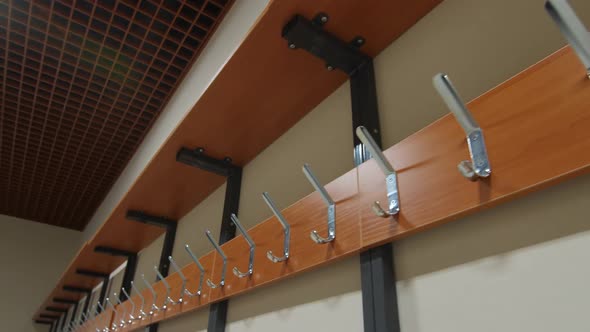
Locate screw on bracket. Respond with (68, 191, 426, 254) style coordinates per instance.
(351, 36, 365, 48)
(313, 12, 329, 26)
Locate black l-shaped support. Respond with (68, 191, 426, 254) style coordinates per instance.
(283, 13, 400, 332)
(61, 285, 89, 330)
(94, 246, 137, 306)
(75, 269, 108, 318)
(125, 210, 177, 332)
(177, 147, 242, 332)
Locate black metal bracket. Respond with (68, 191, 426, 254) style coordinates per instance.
(34, 320, 53, 325)
(62, 285, 92, 294)
(124, 210, 177, 332)
(39, 314, 60, 320)
(126, 210, 176, 228)
(125, 210, 177, 279)
(176, 147, 242, 332)
(53, 298, 77, 305)
(282, 13, 399, 332)
(94, 245, 135, 257)
(75, 269, 106, 317)
(282, 12, 370, 75)
(176, 147, 238, 177)
(46, 307, 68, 313)
(94, 245, 138, 303)
(75, 269, 109, 279)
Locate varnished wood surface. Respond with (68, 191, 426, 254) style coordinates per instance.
(100, 46, 590, 332)
(35, 0, 442, 322)
(78, 309, 113, 332)
(359, 46, 590, 248)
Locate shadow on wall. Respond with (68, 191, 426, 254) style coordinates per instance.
(227, 256, 361, 324)
(395, 172, 590, 281)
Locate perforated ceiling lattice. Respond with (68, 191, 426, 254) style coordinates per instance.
(0, 0, 233, 230)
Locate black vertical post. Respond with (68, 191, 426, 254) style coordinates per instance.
(120, 253, 138, 300)
(94, 246, 138, 308)
(352, 61, 400, 332)
(58, 311, 67, 332)
(176, 147, 242, 332)
(61, 286, 90, 332)
(97, 277, 109, 313)
(282, 13, 400, 332)
(70, 301, 79, 330)
(208, 168, 241, 332)
(156, 223, 176, 277)
(82, 293, 91, 320)
(75, 269, 109, 317)
(124, 210, 177, 332)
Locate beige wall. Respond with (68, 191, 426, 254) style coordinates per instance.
(93, 0, 590, 332)
(0, 214, 80, 332)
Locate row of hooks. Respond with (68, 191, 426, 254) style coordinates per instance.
(70, 1, 588, 331)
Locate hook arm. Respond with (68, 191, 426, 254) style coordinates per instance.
(230, 214, 255, 277)
(262, 192, 290, 262)
(205, 230, 227, 288)
(302, 164, 336, 243)
(184, 244, 205, 296)
(168, 256, 187, 303)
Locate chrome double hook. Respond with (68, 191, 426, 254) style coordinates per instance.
(433, 73, 492, 181)
(130, 281, 147, 319)
(302, 163, 336, 244)
(205, 230, 227, 288)
(356, 126, 400, 218)
(184, 244, 205, 296)
(105, 297, 119, 331)
(113, 293, 128, 327)
(262, 192, 290, 262)
(141, 273, 161, 314)
(167, 256, 187, 304)
(154, 265, 180, 307)
(120, 287, 137, 322)
(231, 214, 255, 277)
(546, 0, 590, 78)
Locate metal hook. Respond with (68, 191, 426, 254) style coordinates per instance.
(184, 244, 205, 296)
(153, 266, 176, 308)
(141, 273, 160, 314)
(96, 301, 105, 316)
(433, 73, 491, 181)
(355, 126, 400, 218)
(546, 0, 590, 78)
(95, 298, 112, 331)
(92, 303, 100, 324)
(262, 192, 290, 262)
(105, 298, 119, 331)
(130, 281, 147, 319)
(120, 287, 136, 322)
(230, 214, 255, 277)
(302, 163, 336, 243)
(205, 230, 227, 288)
(168, 256, 187, 303)
(113, 294, 128, 327)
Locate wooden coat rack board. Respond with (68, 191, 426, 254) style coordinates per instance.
(75, 46, 590, 332)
